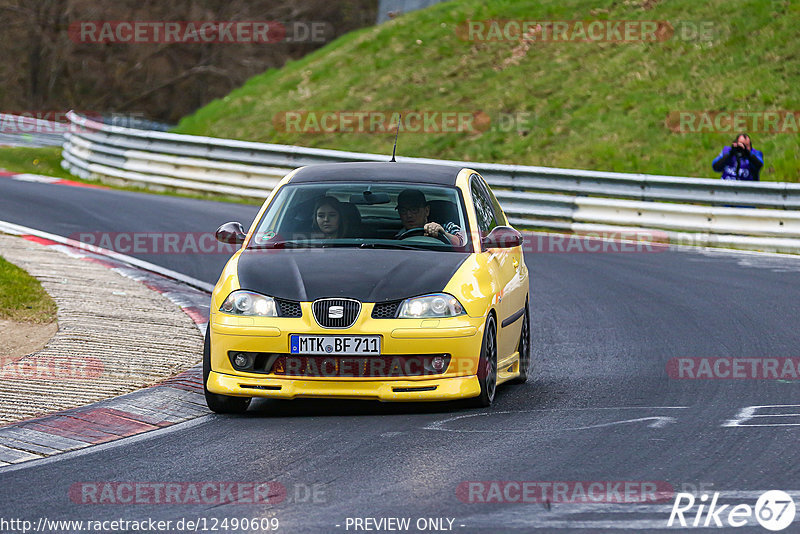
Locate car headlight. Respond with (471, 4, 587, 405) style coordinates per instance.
(398, 293, 465, 318)
(220, 290, 278, 317)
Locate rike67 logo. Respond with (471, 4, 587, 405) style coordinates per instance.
(668, 490, 796, 531)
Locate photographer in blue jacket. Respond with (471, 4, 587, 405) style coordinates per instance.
(712, 133, 764, 181)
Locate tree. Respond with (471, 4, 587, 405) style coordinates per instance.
(0, 0, 377, 122)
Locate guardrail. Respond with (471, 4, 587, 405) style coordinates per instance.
(0, 114, 67, 147)
(61, 111, 800, 254)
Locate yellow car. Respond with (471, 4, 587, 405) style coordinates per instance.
(204, 162, 530, 413)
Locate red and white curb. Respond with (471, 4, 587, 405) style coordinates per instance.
(0, 220, 215, 468)
(0, 169, 109, 189)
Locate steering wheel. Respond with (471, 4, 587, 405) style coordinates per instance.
(396, 227, 451, 245)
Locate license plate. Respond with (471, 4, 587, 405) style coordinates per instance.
(289, 335, 381, 355)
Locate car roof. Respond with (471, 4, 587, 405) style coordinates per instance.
(288, 162, 465, 186)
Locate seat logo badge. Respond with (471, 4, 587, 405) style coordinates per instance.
(329, 306, 344, 319)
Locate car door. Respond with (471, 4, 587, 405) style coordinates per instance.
(484, 175, 527, 322)
(469, 174, 523, 361)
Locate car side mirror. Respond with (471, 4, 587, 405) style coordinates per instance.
(481, 226, 522, 249)
(215, 222, 247, 244)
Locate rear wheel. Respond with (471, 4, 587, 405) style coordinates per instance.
(471, 315, 498, 408)
(203, 328, 251, 414)
(510, 302, 531, 384)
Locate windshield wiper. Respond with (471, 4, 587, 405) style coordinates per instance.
(248, 240, 306, 249)
(250, 241, 438, 251)
(359, 242, 430, 251)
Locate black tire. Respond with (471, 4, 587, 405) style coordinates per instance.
(510, 302, 531, 384)
(203, 328, 251, 414)
(470, 315, 498, 408)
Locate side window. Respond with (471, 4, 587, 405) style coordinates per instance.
(470, 174, 498, 235)
(486, 186, 507, 225)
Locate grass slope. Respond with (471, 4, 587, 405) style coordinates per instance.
(175, 0, 800, 182)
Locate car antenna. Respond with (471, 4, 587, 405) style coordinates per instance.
(390, 113, 401, 162)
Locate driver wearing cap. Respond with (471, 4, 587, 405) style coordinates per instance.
(395, 189, 464, 246)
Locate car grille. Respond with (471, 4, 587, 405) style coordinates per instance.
(270, 354, 451, 377)
(312, 298, 361, 328)
(275, 298, 302, 318)
(371, 300, 402, 319)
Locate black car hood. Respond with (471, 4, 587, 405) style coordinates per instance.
(236, 247, 468, 302)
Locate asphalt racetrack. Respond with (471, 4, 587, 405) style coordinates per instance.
(0, 178, 798, 532)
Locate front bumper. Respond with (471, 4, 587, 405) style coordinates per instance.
(206, 303, 485, 402)
(207, 371, 481, 401)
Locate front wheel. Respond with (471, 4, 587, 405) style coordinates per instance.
(203, 328, 251, 414)
(470, 315, 498, 408)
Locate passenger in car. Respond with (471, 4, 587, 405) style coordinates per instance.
(395, 189, 464, 246)
(311, 196, 349, 239)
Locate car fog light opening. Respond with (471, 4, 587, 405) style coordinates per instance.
(423, 355, 449, 374)
(229, 351, 255, 371)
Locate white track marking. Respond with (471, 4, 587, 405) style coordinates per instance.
(723, 404, 800, 427)
(423, 406, 688, 433)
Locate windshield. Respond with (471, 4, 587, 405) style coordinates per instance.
(250, 182, 473, 252)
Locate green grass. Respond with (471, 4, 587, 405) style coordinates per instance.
(0, 147, 73, 180)
(0, 255, 57, 324)
(175, 0, 800, 182)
